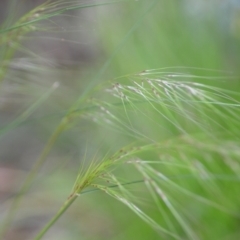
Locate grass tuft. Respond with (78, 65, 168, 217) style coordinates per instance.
(1, 1, 240, 240)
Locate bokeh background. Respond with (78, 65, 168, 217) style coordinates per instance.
(1, 0, 240, 239)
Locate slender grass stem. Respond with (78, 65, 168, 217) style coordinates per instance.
(34, 194, 78, 240)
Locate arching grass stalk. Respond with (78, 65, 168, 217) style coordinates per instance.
(71, 69, 240, 239)
(90, 69, 240, 143)
(95, 135, 240, 240)
(0, 96, 89, 237)
(33, 112, 240, 240)
(35, 179, 145, 240)
(0, 0, 139, 236)
(4, 68, 239, 240)
(2, 0, 240, 239)
(34, 144, 148, 240)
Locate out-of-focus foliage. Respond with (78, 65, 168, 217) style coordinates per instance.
(1, 1, 240, 240)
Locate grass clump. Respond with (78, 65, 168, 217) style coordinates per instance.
(1, 1, 240, 240)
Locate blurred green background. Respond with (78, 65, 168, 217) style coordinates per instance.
(1, 0, 240, 239)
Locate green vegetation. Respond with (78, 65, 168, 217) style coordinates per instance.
(0, 0, 240, 239)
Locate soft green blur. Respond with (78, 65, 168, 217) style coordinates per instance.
(84, 1, 240, 240)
